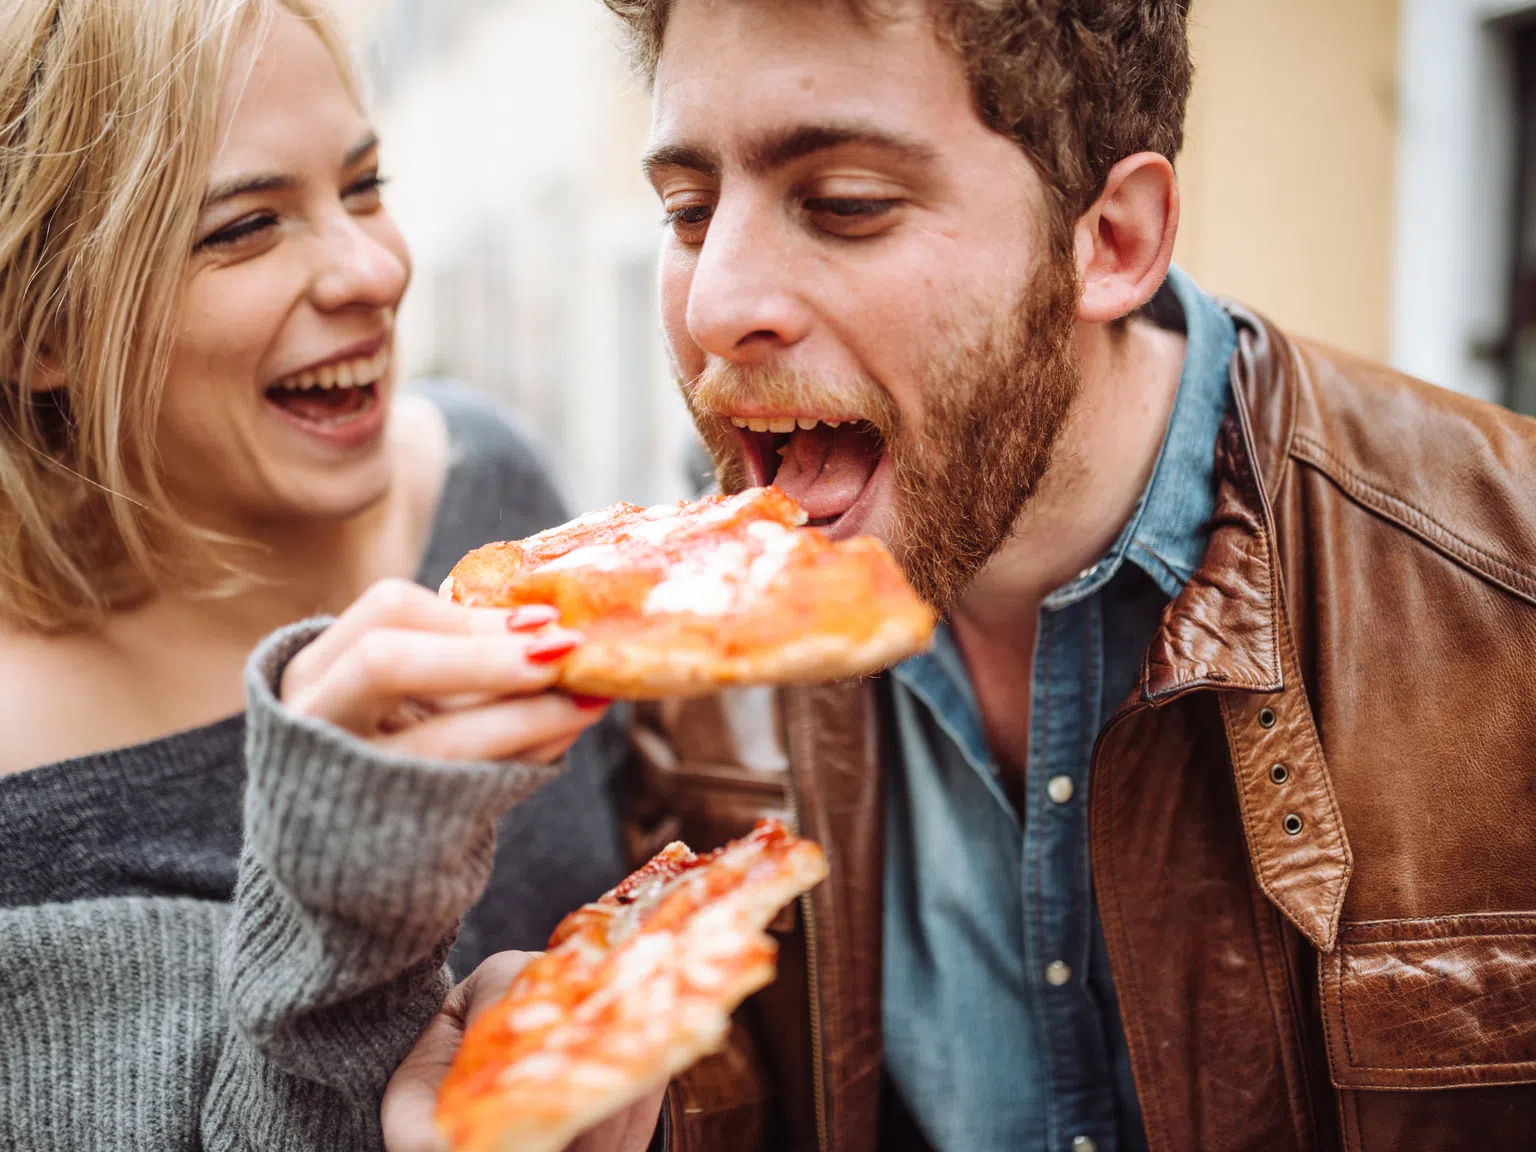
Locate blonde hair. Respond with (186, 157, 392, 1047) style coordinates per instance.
(0, 0, 360, 632)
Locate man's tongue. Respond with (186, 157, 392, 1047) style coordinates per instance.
(771, 422, 882, 521)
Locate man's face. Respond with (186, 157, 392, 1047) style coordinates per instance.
(647, 0, 1082, 612)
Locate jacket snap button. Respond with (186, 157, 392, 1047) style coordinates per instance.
(1283, 813, 1304, 835)
(1258, 707, 1278, 729)
(1269, 763, 1289, 785)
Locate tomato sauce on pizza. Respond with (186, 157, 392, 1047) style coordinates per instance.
(442, 486, 934, 698)
(435, 820, 828, 1152)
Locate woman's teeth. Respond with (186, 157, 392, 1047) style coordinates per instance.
(272, 346, 391, 392)
(730, 416, 844, 432)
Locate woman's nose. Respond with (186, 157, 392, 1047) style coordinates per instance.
(309, 214, 410, 313)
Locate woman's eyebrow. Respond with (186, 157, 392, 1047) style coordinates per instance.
(343, 131, 379, 168)
(202, 132, 379, 208)
(203, 172, 294, 208)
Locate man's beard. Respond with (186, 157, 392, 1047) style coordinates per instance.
(681, 247, 1082, 615)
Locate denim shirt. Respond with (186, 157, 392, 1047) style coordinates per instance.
(882, 267, 1237, 1152)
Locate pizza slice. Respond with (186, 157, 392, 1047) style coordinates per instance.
(435, 819, 828, 1152)
(441, 486, 935, 698)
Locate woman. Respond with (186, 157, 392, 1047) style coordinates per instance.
(0, 1, 656, 1148)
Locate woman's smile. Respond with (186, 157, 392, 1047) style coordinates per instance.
(264, 332, 393, 450)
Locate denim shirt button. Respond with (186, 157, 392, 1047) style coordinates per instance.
(1071, 1138, 1099, 1152)
(1047, 774, 1075, 804)
(1045, 960, 1073, 986)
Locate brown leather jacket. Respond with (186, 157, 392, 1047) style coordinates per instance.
(625, 305, 1536, 1152)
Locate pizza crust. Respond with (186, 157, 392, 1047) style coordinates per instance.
(550, 596, 935, 697)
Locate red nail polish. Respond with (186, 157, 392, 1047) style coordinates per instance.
(526, 636, 578, 664)
(570, 694, 613, 710)
(507, 604, 560, 632)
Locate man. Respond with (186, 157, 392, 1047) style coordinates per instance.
(602, 2, 1536, 1151)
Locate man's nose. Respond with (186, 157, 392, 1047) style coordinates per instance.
(309, 215, 410, 313)
(684, 202, 811, 363)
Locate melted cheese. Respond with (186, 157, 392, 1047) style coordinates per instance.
(640, 527, 801, 617)
(540, 542, 624, 572)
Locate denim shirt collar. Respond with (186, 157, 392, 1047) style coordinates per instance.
(1042, 264, 1237, 608)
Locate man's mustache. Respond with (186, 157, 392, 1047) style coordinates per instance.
(682, 361, 899, 439)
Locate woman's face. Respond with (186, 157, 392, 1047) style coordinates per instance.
(161, 8, 411, 533)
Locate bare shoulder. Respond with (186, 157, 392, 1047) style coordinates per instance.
(0, 625, 133, 775)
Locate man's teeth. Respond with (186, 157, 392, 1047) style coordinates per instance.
(729, 416, 845, 432)
(271, 347, 391, 391)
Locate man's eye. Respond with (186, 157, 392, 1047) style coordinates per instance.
(805, 197, 901, 236)
(806, 197, 895, 217)
(663, 205, 713, 242)
(197, 213, 277, 250)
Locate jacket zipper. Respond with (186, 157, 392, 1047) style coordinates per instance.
(785, 692, 831, 1152)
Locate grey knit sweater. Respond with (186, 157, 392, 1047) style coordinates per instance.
(0, 385, 628, 1150)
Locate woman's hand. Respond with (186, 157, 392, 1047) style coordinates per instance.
(381, 951, 667, 1152)
(280, 578, 608, 764)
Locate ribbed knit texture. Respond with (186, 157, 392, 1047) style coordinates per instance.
(0, 620, 561, 1150)
(0, 384, 629, 1149)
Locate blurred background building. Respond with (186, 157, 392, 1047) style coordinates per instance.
(329, 0, 1536, 508)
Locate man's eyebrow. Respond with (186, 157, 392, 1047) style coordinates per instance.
(643, 142, 720, 181)
(740, 123, 939, 176)
(642, 124, 937, 184)
(202, 132, 380, 208)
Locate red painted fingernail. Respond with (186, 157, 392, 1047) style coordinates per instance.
(570, 694, 612, 710)
(507, 604, 560, 632)
(526, 636, 579, 664)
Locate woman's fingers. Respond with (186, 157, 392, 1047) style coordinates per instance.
(285, 580, 469, 693)
(275, 578, 606, 763)
(286, 627, 582, 734)
(379, 693, 610, 763)
(283, 580, 554, 703)
(522, 732, 585, 765)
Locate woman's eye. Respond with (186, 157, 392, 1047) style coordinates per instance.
(805, 197, 901, 236)
(345, 172, 388, 205)
(663, 204, 713, 243)
(197, 213, 277, 250)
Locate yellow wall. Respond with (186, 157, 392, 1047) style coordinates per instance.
(1174, 0, 1401, 360)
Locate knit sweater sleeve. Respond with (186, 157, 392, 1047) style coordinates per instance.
(200, 619, 562, 1151)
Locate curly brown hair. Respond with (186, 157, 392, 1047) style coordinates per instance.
(601, 0, 1193, 218)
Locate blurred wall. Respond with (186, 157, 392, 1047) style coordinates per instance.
(1391, 0, 1536, 404)
(364, 0, 691, 511)
(1175, 0, 1402, 362)
(356, 0, 1536, 511)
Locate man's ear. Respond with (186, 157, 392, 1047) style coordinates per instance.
(1071, 152, 1180, 324)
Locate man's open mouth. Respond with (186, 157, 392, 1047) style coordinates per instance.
(727, 414, 886, 528)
